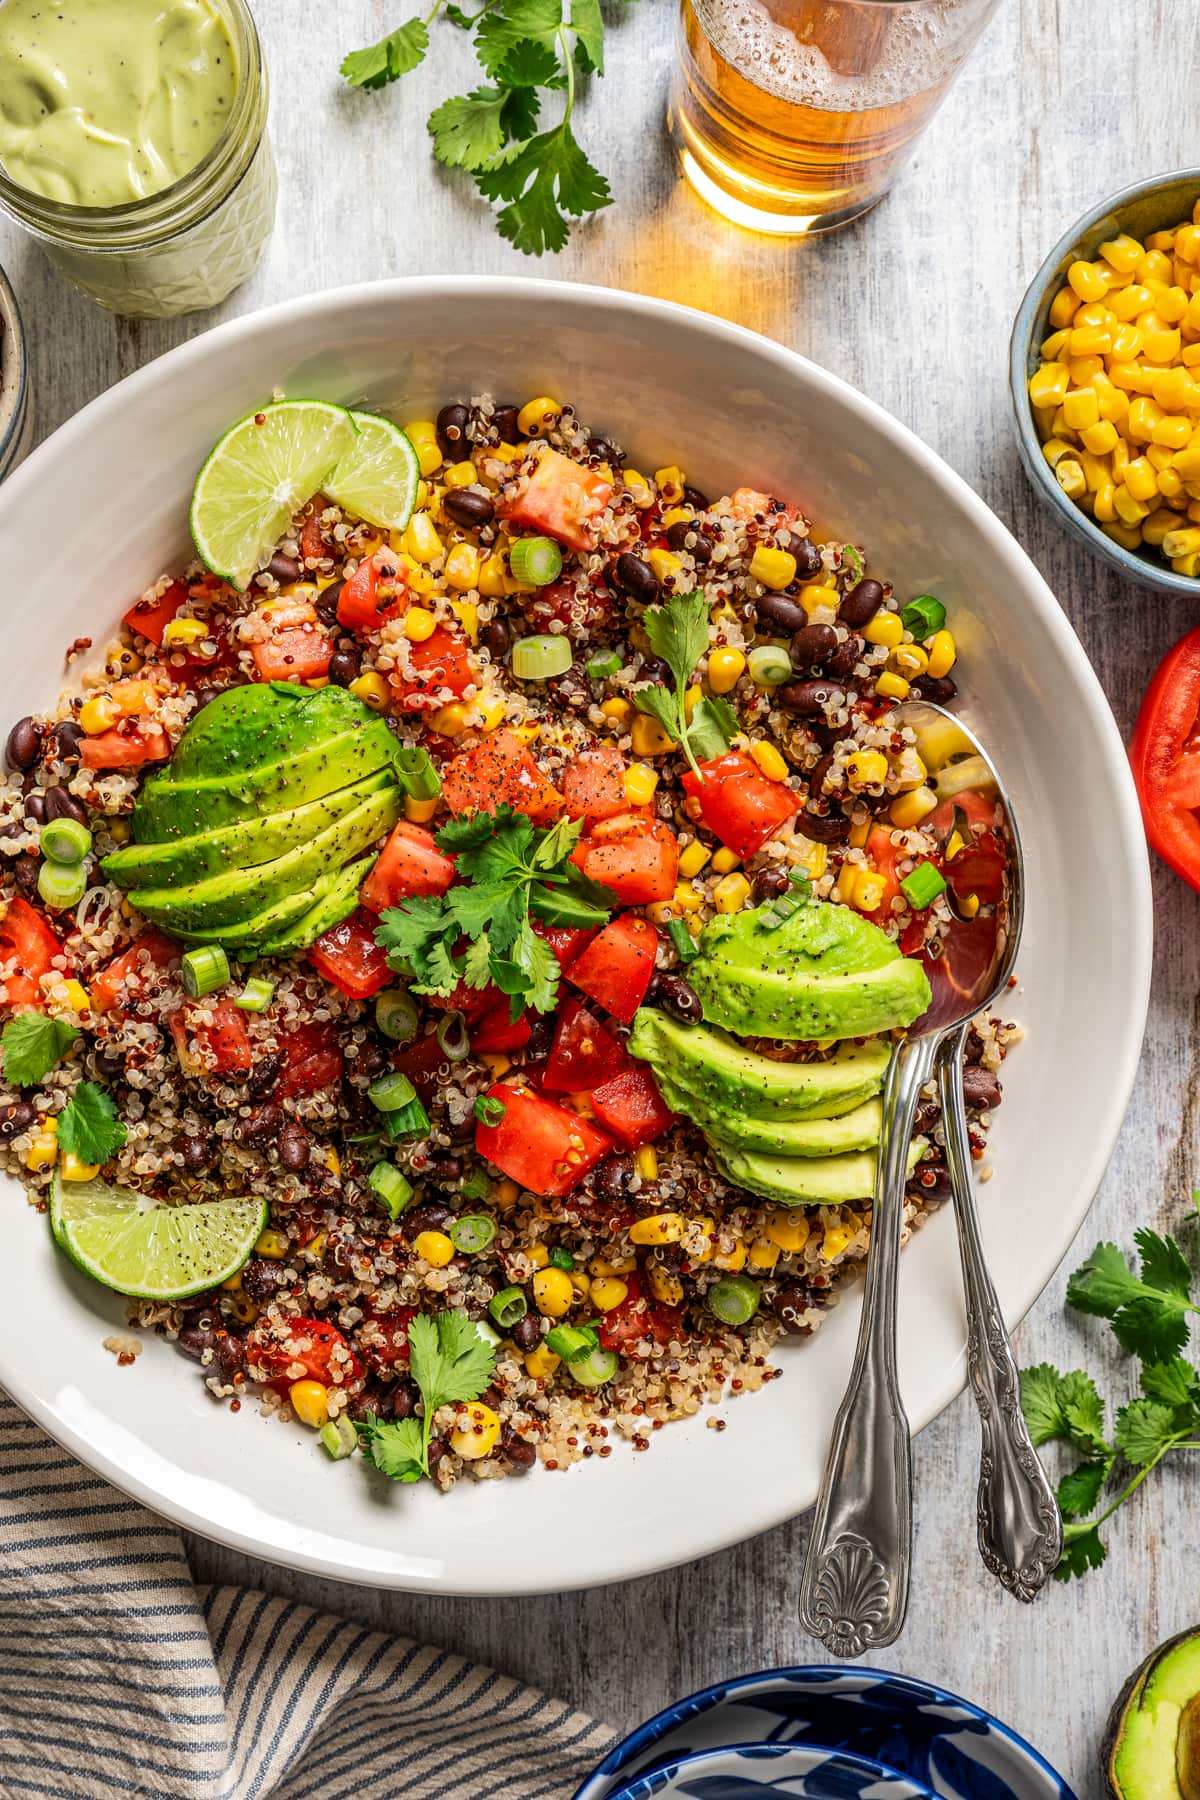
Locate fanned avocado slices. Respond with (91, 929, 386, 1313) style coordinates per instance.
(712, 1139, 925, 1208)
(253, 858, 367, 956)
(627, 1009, 892, 1121)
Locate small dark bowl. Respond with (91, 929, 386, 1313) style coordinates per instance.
(1010, 168, 1200, 596)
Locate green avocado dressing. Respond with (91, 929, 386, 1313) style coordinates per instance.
(0, 0, 237, 208)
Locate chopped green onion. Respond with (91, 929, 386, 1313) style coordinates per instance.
(747, 645, 792, 688)
(319, 1416, 359, 1460)
(235, 976, 275, 1013)
(39, 817, 92, 865)
(37, 860, 86, 911)
(566, 1346, 619, 1388)
(549, 1247, 574, 1271)
(395, 746, 442, 800)
(789, 869, 813, 891)
(900, 861, 948, 909)
(375, 988, 418, 1042)
(761, 883, 812, 931)
(460, 1167, 490, 1200)
(586, 648, 622, 680)
(368, 1070, 417, 1112)
(707, 1273, 761, 1326)
(666, 918, 698, 963)
(841, 543, 864, 582)
(545, 1322, 595, 1360)
(508, 535, 563, 587)
(384, 1095, 432, 1141)
(474, 1093, 506, 1126)
(489, 1285, 528, 1329)
(181, 944, 230, 998)
(368, 1160, 413, 1220)
(900, 595, 947, 642)
(450, 1214, 497, 1254)
(512, 633, 573, 680)
(436, 1011, 470, 1061)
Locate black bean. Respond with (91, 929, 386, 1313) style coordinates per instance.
(614, 552, 659, 604)
(242, 1256, 286, 1302)
(12, 855, 38, 896)
(43, 786, 88, 827)
(212, 1332, 247, 1383)
(190, 685, 222, 714)
(54, 721, 84, 763)
(912, 1160, 951, 1200)
(912, 673, 958, 704)
(790, 623, 838, 670)
(351, 1038, 388, 1081)
(0, 1100, 35, 1136)
(480, 618, 511, 660)
(962, 1066, 1002, 1110)
(436, 403, 471, 457)
(511, 1313, 541, 1352)
(778, 679, 845, 717)
(587, 436, 623, 466)
(278, 1120, 311, 1171)
(825, 639, 862, 682)
(664, 519, 712, 565)
(426, 1435, 448, 1469)
(314, 579, 344, 627)
(682, 484, 709, 510)
(638, 655, 671, 686)
(403, 1201, 453, 1238)
(268, 552, 302, 585)
(235, 1101, 283, 1148)
(176, 1324, 217, 1363)
(794, 809, 851, 844)
(502, 1428, 537, 1471)
(426, 1153, 463, 1185)
(180, 1130, 213, 1170)
(389, 1379, 419, 1421)
(838, 579, 885, 629)
(246, 1051, 282, 1098)
(756, 591, 808, 636)
(592, 1155, 633, 1203)
(492, 405, 520, 444)
(914, 1099, 941, 1133)
(752, 867, 790, 904)
(772, 1283, 816, 1333)
(5, 718, 39, 773)
(808, 753, 835, 797)
(443, 488, 495, 530)
(328, 648, 360, 688)
(23, 793, 46, 826)
(785, 534, 824, 579)
(655, 971, 703, 1023)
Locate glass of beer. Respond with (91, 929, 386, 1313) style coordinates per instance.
(669, 0, 1002, 236)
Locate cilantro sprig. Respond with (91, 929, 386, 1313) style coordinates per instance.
(1021, 1200, 1200, 1580)
(342, 0, 629, 253)
(357, 1310, 497, 1482)
(56, 1081, 127, 1167)
(632, 591, 738, 781)
(374, 805, 614, 1017)
(1, 1013, 80, 1089)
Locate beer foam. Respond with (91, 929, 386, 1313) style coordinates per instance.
(694, 0, 965, 111)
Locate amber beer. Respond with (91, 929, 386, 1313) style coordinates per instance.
(669, 0, 1000, 235)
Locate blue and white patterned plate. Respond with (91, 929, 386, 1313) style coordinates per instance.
(574, 1667, 1077, 1800)
(609, 1742, 935, 1800)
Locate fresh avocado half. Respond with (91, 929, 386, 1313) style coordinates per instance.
(712, 1139, 925, 1207)
(628, 1009, 892, 1121)
(689, 898, 931, 1041)
(1105, 1626, 1200, 1800)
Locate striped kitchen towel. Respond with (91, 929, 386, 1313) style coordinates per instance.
(0, 1391, 615, 1799)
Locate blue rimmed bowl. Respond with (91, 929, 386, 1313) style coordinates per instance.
(1009, 167, 1200, 596)
(609, 1742, 935, 1800)
(574, 1666, 1077, 1800)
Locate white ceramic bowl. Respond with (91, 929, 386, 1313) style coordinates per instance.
(0, 278, 1152, 1595)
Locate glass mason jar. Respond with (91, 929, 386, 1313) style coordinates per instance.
(0, 0, 277, 319)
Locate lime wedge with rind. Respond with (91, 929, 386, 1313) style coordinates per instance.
(190, 399, 357, 591)
(51, 1171, 268, 1301)
(324, 411, 421, 533)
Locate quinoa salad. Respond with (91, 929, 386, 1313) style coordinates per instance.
(0, 392, 1016, 1489)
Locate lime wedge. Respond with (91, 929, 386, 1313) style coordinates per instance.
(190, 399, 357, 591)
(51, 1171, 268, 1301)
(324, 411, 421, 533)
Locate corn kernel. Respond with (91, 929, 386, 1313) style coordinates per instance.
(765, 1211, 810, 1252)
(1164, 527, 1200, 558)
(677, 840, 710, 879)
(850, 869, 886, 912)
(1029, 361, 1071, 407)
(1081, 420, 1120, 455)
(161, 616, 209, 647)
(289, 1380, 329, 1428)
(400, 796, 439, 830)
(748, 1238, 780, 1270)
(1145, 325, 1183, 365)
(848, 818, 871, 850)
(1040, 329, 1070, 360)
(800, 582, 838, 620)
(525, 1344, 560, 1380)
(1115, 485, 1152, 524)
(631, 1150, 659, 1190)
(622, 764, 659, 808)
(1054, 459, 1086, 501)
(1173, 550, 1200, 576)
(444, 543, 481, 591)
(1062, 387, 1099, 430)
(861, 611, 903, 649)
(714, 1240, 748, 1272)
(60, 979, 90, 1015)
(1154, 415, 1194, 450)
(255, 1228, 289, 1259)
(875, 670, 911, 701)
(403, 420, 442, 478)
(517, 397, 561, 437)
(402, 511, 444, 563)
(711, 847, 740, 872)
(1041, 437, 1075, 468)
(443, 460, 478, 489)
(305, 1232, 329, 1262)
(844, 749, 888, 791)
(672, 883, 703, 914)
(414, 1229, 455, 1267)
(654, 465, 686, 503)
(80, 694, 119, 735)
(449, 1400, 501, 1461)
(820, 1221, 857, 1261)
(60, 1150, 100, 1181)
(589, 1277, 629, 1312)
(890, 644, 929, 680)
(478, 554, 508, 599)
(749, 545, 797, 590)
(750, 740, 789, 782)
(349, 673, 389, 712)
(623, 469, 653, 506)
(427, 703, 470, 738)
(532, 1266, 575, 1316)
(646, 1262, 685, 1306)
(647, 547, 684, 584)
(1093, 482, 1117, 522)
(1124, 456, 1159, 502)
(1049, 286, 1080, 328)
(713, 872, 751, 913)
(1102, 520, 1146, 550)
(1142, 509, 1178, 546)
(1099, 234, 1143, 274)
(890, 785, 938, 828)
(402, 606, 437, 643)
(630, 712, 675, 757)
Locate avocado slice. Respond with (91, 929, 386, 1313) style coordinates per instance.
(696, 1098, 883, 1158)
(126, 784, 400, 934)
(164, 683, 373, 780)
(103, 768, 395, 887)
(689, 898, 932, 1041)
(627, 1008, 892, 1122)
(171, 880, 325, 951)
(1106, 1627, 1200, 1800)
(711, 1138, 926, 1207)
(253, 857, 367, 956)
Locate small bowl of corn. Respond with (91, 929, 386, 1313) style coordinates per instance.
(1010, 168, 1200, 594)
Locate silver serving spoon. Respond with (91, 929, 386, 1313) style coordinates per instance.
(798, 701, 1061, 1655)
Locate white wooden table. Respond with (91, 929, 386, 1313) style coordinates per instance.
(3, 0, 1197, 1788)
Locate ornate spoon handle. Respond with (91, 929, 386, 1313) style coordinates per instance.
(938, 1028, 1062, 1600)
(798, 1031, 936, 1657)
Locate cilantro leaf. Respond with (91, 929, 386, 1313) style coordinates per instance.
(633, 686, 678, 742)
(1136, 1227, 1194, 1303)
(410, 1309, 496, 1411)
(429, 88, 510, 170)
(341, 17, 430, 88)
(495, 37, 565, 86)
(569, 0, 604, 72)
(1113, 1398, 1182, 1468)
(500, 84, 541, 141)
(512, 919, 559, 1014)
(643, 590, 710, 692)
(1019, 1362, 1068, 1447)
(475, 0, 563, 76)
(687, 694, 739, 762)
(530, 815, 583, 870)
(1140, 1357, 1200, 1409)
(476, 122, 611, 256)
(529, 867, 615, 928)
(1059, 1368, 1112, 1458)
(1, 1013, 79, 1088)
(1066, 1234, 1198, 1361)
(375, 897, 460, 994)
(461, 933, 495, 989)
(1055, 1521, 1107, 1582)
(56, 1082, 126, 1165)
(357, 1412, 426, 1482)
(1056, 1460, 1109, 1520)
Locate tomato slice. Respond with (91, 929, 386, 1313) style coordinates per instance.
(276, 1021, 344, 1097)
(530, 919, 598, 966)
(336, 550, 408, 633)
(471, 1004, 532, 1054)
(566, 914, 658, 1023)
(571, 818, 679, 905)
(360, 821, 455, 912)
(563, 745, 627, 823)
(474, 1082, 614, 1196)
(590, 1064, 676, 1147)
(441, 731, 563, 825)
(307, 908, 392, 999)
(80, 724, 171, 769)
(247, 1315, 362, 1393)
(251, 625, 332, 684)
(504, 448, 614, 552)
(542, 996, 627, 1093)
(91, 929, 179, 1012)
(681, 753, 800, 860)
(169, 997, 254, 1077)
(392, 627, 477, 714)
(0, 898, 63, 1010)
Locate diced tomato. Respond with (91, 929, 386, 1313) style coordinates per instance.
(169, 997, 254, 1077)
(300, 497, 332, 564)
(681, 753, 800, 860)
(360, 1307, 416, 1375)
(571, 817, 679, 905)
(566, 914, 658, 1023)
(307, 908, 392, 999)
(530, 919, 598, 966)
(563, 746, 627, 823)
(425, 975, 503, 1023)
(542, 997, 627, 1093)
(504, 448, 614, 552)
(91, 929, 179, 1012)
(336, 550, 408, 633)
(251, 625, 332, 683)
(277, 1021, 344, 1097)
(392, 627, 478, 714)
(392, 1031, 452, 1102)
(80, 724, 171, 769)
(360, 821, 455, 913)
(474, 1082, 614, 1196)
(123, 579, 190, 646)
(0, 898, 63, 1011)
(598, 1272, 684, 1353)
(441, 731, 563, 826)
(590, 1065, 676, 1148)
(247, 1315, 362, 1393)
(865, 825, 905, 915)
(471, 1004, 532, 1054)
